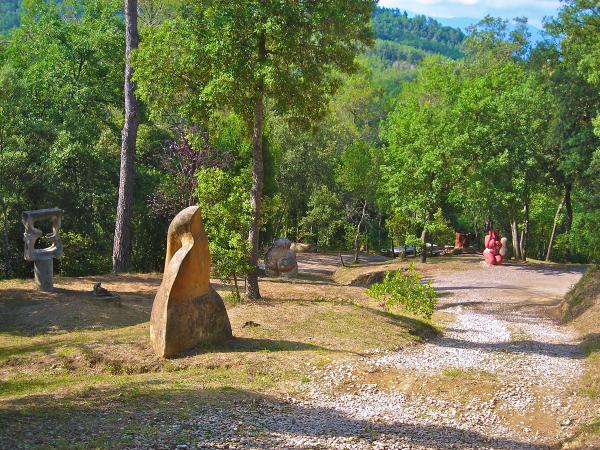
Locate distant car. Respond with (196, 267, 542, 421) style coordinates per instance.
(383, 246, 416, 257)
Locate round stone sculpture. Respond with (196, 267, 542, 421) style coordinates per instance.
(265, 238, 298, 278)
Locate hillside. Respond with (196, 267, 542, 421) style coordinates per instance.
(372, 7, 465, 60)
(0, 0, 20, 33)
(366, 8, 465, 97)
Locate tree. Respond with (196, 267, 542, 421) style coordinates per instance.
(134, 0, 375, 298)
(196, 167, 252, 302)
(113, 0, 140, 273)
(380, 56, 459, 263)
(337, 141, 379, 262)
(300, 186, 350, 251)
(0, 0, 126, 279)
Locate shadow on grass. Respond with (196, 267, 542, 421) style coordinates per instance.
(182, 336, 336, 357)
(0, 287, 152, 336)
(0, 383, 553, 450)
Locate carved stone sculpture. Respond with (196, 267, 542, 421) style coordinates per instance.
(265, 238, 298, 278)
(483, 229, 504, 265)
(452, 232, 471, 255)
(22, 208, 63, 291)
(499, 237, 509, 258)
(150, 206, 232, 358)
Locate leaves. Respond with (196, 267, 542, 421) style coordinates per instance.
(367, 264, 438, 319)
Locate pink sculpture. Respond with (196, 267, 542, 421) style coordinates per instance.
(483, 229, 503, 265)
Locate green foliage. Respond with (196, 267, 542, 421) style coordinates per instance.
(426, 209, 455, 246)
(134, 0, 376, 127)
(300, 186, 351, 249)
(386, 212, 414, 248)
(196, 167, 252, 300)
(367, 264, 438, 319)
(60, 231, 111, 277)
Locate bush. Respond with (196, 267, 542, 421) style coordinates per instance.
(59, 231, 111, 276)
(367, 264, 438, 319)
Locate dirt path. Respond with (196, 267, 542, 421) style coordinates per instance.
(294, 261, 589, 449)
(175, 257, 591, 449)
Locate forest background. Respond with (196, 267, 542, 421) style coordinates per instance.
(0, 0, 599, 295)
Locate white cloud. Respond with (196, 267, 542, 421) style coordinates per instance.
(378, 0, 561, 27)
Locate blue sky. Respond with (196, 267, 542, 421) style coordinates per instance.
(378, 0, 561, 28)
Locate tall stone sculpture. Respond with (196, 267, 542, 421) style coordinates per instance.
(499, 237, 509, 258)
(150, 206, 232, 358)
(265, 238, 298, 278)
(22, 208, 63, 291)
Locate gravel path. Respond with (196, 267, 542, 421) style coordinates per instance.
(135, 260, 589, 449)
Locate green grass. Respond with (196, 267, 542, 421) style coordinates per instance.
(441, 368, 497, 381)
(562, 265, 600, 322)
(0, 275, 437, 448)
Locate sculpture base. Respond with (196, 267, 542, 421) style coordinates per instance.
(34, 259, 54, 291)
(150, 286, 232, 358)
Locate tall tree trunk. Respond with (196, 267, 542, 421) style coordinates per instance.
(113, 0, 139, 273)
(511, 219, 521, 261)
(245, 91, 265, 299)
(545, 197, 565, 262)
(378, 214, 382, 254)
(353, 200, 367, 263)
(564, 182, 573, 232)
(1, 212, 11, 278)
(232, 273, 240, 302)
(420, 211, 431, 263)
(520, 202, 529, 261)
(245, 33, 266, 300)
(420, 227, 428, 263)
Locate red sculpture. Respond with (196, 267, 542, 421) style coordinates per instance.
(483, 229, 503, 265)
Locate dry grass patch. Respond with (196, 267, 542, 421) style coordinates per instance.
(0, 275, 435, 402)
(559, 266, 600, 448)
(0, 269, 437, 448)
(333, 255, 482, 286)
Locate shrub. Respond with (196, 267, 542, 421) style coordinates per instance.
(367, 264, 438, 319)
(59, 231, 111, 276)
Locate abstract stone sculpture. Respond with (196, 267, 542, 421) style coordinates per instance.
(454, 232, 470, 250)
(499, 237, 509, 258)
(265, 238, 298, 278)
(150, 206, 232, 358)
(452, 232, 471, 255)
(22, 208, 63, 291)
(483, 229, 504, 265)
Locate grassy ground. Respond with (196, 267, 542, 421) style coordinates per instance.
(561, 266, 600, 449)
(332, 255, 480, 285)
(0, 273, 436, 448)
